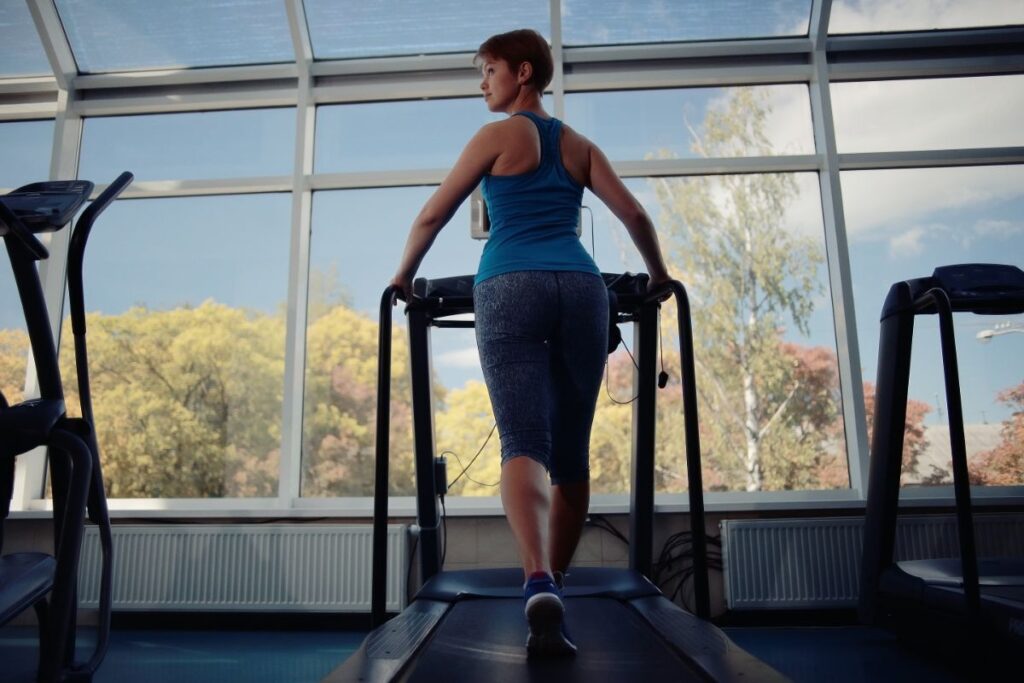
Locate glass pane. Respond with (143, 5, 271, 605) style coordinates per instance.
(0, 262, 30, 407)
(563, 0, 812, 46)
(80, 109, 295, 183)
(640, 174, 846, 494)
(1, 119, 55, 408)
(54, 0, 293, 73)
(315, 99, 502, 174)
(830, 0, 1024, 34)
(58, 194, 291, 498)
(832, 76, 1024, 153)
(303, 187, 486, 497)
(305, 0, 549, 60)
(0, 120, 54, 190)
(844, 165, 1024, 488)
(0, 1, 51, 76)
(566, 86, 814, 161)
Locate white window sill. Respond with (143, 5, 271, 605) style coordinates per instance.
(8, 486, 1022, 520)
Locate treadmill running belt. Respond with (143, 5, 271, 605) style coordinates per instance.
(396, 598, 708, 682)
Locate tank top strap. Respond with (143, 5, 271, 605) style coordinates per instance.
(512, 111, 561, 168)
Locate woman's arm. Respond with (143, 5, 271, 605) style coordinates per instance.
(585, 142, 672, 289)
(390, 124, 502, 299)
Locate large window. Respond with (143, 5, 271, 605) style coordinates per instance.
(831, 75, 1024, 153)
(0, 1, 51, 77)
(1, 120, 55, 412)
(566, 86, 815, 160)
(844, 165, 1024, 488)
(562, 0, 812, 45)
(59, 195, 291, 498)
(830, 0, 1024, 34)
(80, 109, 295, 183)
(54, 0, 293, 73)
(304, 0, 550, 60)
(2, 0, 1021, 510)
(304, 187, 486, 497)
(315, 99, 501, 174)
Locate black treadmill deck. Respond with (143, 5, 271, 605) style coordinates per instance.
(326, 568, 789, 682)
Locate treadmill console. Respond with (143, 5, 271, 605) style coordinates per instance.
(0, 180, 95, 233)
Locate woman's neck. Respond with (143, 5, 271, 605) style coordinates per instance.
(506, 91, 547, 118)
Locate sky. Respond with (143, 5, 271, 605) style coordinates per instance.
(2, 0, 1022, 438)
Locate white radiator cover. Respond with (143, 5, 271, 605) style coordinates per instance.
(721, 514, 1024, 610)
(77, 525, 407, 612)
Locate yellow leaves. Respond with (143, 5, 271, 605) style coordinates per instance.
(0, 327, 29, 405)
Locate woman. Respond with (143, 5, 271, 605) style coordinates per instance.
(390, 29, 671, 657)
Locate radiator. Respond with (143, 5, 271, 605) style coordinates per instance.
(77, 524, 407, 612)
(721, 514, 1024, 610)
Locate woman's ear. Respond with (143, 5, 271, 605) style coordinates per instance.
(517, 60, 533, 86)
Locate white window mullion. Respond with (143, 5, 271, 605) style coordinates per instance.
(550, 0, 565, 119)
(279, 0, 316, 506)
(809, 0, 870, 498)
(13, 1, 84, 510)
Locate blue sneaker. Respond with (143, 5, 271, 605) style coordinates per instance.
(523, 572, 577, 657)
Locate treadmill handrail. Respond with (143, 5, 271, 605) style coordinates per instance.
(922, 287, 982, 620)
(64, 172, 133, 675)
(371, 285, 400, 628)
(646, 279, 710, 619)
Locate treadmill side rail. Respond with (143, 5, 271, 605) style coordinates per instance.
(322, 600, 450, 683)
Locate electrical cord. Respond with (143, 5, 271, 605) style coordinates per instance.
(604, 337, 640, 405)
(653, 530, 724, 612)
(582, 205, 596, 260)
(445, 423, 499, 491)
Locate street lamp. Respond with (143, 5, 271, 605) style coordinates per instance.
(976, 321, 1024, 343)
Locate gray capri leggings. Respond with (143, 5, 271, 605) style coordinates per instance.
(474, 270, 609, 484)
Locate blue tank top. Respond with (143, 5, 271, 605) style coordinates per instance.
(474, 112, 600, 285)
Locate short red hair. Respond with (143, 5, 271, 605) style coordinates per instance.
(475, 29, 553, 94)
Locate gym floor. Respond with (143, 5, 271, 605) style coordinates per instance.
(0, 622, 999, 683)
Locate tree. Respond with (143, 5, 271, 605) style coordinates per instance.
(969, 381, 1024, 486)
(651, 87, 834, 491)
(0, 328, 28, 405)
(862, 381, 931, 483)
(59, 302, 285, 498)
(302, 303, 417, 497)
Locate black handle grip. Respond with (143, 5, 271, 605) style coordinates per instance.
(0, 199, 49, 260)
(68, 172, 134, 335)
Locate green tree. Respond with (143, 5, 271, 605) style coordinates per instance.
(0, 328, 28, 405)
(969, 381, 1024, 486)
(302, 303, 417, 497)
(651, 87, 834, 492)
(59, 302, 284, 498)
(435, 380, 501, 496)
(862, 381, 931, 483)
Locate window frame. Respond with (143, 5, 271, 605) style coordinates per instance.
(2, 0, 1021, 517)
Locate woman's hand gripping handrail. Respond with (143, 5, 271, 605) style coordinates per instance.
(644, 279, 711, 620)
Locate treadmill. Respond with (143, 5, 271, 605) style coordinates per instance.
(859, 263, 1024, 652)
(1, 173, 132, 681)
(324, 273, 789, 682)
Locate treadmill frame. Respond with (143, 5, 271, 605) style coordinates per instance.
(371, 273, 710, 625)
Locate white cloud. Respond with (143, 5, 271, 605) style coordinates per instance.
(436, 346, 480, 368)
(888, 225, 927, 258)
(841, 166, 1024, 239)
(831, 76, 1024, 154)
(830, 0, 1024, 34)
